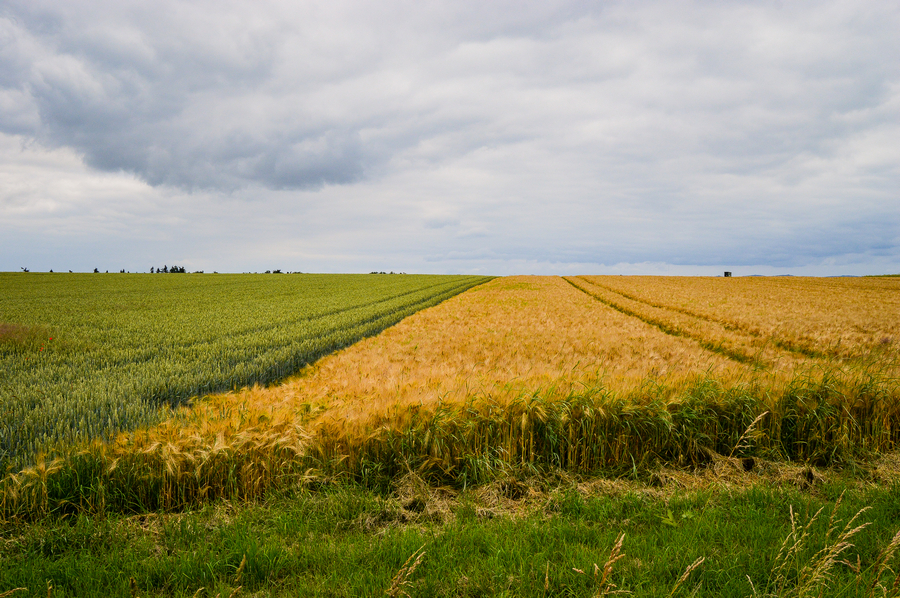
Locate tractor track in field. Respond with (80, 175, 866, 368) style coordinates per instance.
(562, 276, 811, 369)
(576, 276, 828, 360)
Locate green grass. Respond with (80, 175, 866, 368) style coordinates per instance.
(0, 273, 492, 471)
(3, 476, 900, 597)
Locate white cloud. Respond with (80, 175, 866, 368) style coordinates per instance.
(1, 0, 899, 274)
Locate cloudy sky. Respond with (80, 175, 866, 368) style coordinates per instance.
(2, 0, 898, 275)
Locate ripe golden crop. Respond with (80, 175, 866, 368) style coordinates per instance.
(582, 275, 900, 360)
(191, 276, 752, 432)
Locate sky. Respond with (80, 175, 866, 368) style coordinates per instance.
(1, 1, 899, 276)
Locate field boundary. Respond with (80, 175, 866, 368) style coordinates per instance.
(0, 274, 493, 471)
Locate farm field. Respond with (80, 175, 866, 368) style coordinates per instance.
(2, 274, 900, 597)
(2, 274, 897, 513)
(0, 272, 491, 471)
(181, 274, 899, 461)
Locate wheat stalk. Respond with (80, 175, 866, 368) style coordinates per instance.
(729, 411, 769, 458)
(667, 557, 705, 597)
(385, 544, 426, 598)
(233, 554, 247, 585)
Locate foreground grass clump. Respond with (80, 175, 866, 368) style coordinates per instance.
(0, 273, 491, 470)
(1, 366, 898, 522)
(3, 475, 900, 597)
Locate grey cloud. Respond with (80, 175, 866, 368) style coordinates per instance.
(4, 0, 899, 196)
(2, 0, 899, 275)
(1, 2, 369, 190)
(0, 0, 612, 191)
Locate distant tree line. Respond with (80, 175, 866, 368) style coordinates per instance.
(151, 265, 187, 273)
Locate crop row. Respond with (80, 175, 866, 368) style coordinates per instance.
(0, 273, 491, 471)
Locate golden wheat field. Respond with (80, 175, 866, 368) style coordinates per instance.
(183, 275, 752, 435)
(195, 275, 897, 426)
(4, 275, 899, 519)
(148, 273, 899, 460)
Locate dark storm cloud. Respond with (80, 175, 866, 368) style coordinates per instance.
(2, 1, 360, 189)
(0, 0, 601, 190)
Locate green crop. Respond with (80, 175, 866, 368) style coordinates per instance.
(0, 272, 491, 471)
